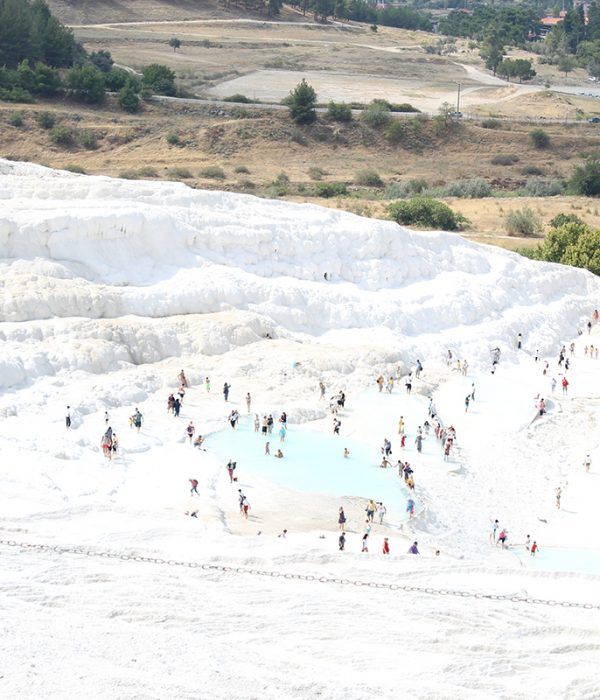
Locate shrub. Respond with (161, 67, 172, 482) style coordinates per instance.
(521, 165, 544, 176)
(360, 102, 391, 128)
(290, 127, 307, 145)
(168, 167, 193, 179)
(9, 112, 23, 127)
(385, 121, 406, 145)
(49, 124, 73, 146)
(238, 179, 256, 190)
(568, 158, 600, 196)
(521, 178, 564, 197)
(64, 163, 85, 174)
(316, 182, 348, 198)
(327, 101, 352, 122)
(67, 64, 106, 103)
(105, 68, 135, 92)
(387, 197, 466, 230)
(288, 78, 317, 125)
(118, 83, 141, 113)
(199, 165, 226, 179)
(79, 130, 98, 150)
(385, 179, 428, 199)
(142, 64, 176, 96)
(505, 206, 543, 237)
(223, 94, 253, 103)
(37, 111, 56, 130)
(549, 213, 584, 229)
(390, 103, 419, 113)
(355, 169, 383, 187)
(234, 165, 250, 174)
(308, 166, 325, 180)
(530, 128, 550, 149)
(166, 132, 180, 145)
(440, 178, 492, 198)
(0, 86, 34, 103)
(269, 172, 290, 196)
(491, 154, 519, 166)
(119, 169, 140, 179)
(481, 118, 502, 129)
(89, 50, 114, 73)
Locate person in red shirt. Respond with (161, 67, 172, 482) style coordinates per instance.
(530, 541, 539, 557)
(562, 377, 569, 394)
(189, 479, 199, 496)
(382, 538, 390, 555)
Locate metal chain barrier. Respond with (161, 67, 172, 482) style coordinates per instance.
(1, 538, 598, 610)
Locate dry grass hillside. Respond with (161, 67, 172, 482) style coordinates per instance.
(2, 95, 599, 248)
(47, 0, 304, 24)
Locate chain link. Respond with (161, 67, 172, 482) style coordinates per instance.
(1, 538, 598, 610)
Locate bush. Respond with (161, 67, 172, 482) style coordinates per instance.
(390, 103, 419, 113)
(491, 154, 519, 166)
(385, 179, 428, 199)
(79, 130, 98, 150)
(327, 101, 352, 122)
(137, 166, 158, 177)
(67, 64, 106, 103)
(119, 169, 140, 179)
(89, 50, 114, 73)
(223, 94, 253, 103)
(316, 182, 348, 198)
(269, 172, 291, 196)
(530, 128, 550, 149)
(355, 169, 383, 187)
(308, 166, 325, 180)
(166, 132, 180, 145)
(118, 83, 141, 113)
(481, 118, 502, 129)
(505, 206, 543, 237)
(360, 102, 391, 128)
(37, 111, 56, 130)
(440, 178, 492, 198)
(199, 165, 226, 179)
(521, 165, 544, 176)
(9, 112, 23, 127)
(168, 167, 193, 179)
(568, 158, 600, 196)
(142, 64, 176, 96)
(64, 163, 85, 174)
(288, 79, 317, 125)
(49, 124, 74, 146)
(234, 165, 250, 174)
(521, 178, 564, 197)
(385, 121, 406, 145)
(387, 197, 466, 230)
(238, 179, 256, 190)
(105, 68, 135, 92)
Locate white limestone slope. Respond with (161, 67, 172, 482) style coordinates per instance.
(2, 160, 600, 700)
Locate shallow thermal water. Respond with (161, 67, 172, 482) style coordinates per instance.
(205, 418, 409, 517)
(516, 547, 600, 575)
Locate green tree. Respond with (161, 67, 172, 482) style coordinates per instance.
(288, 78, 317, 124)
(543, 221, 591, 262)
(33, 61, 61, 95)
(142, 63, 176, 96)
(480, 38, 504, 76)
(512, 59, 536, 83)
(268, 0, 283, 15)
(118, 81, 141, 112)
(89, 50, 114, 72)
(168, 38, 181, 52)
(67, 64, 106, 103)
(562, 228, 600, 274)
(558, 55, 576, 77)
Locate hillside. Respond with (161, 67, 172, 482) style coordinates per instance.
(47, 0, 303, 24)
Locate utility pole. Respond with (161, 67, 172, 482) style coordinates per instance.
(456, 82, 461, 114)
